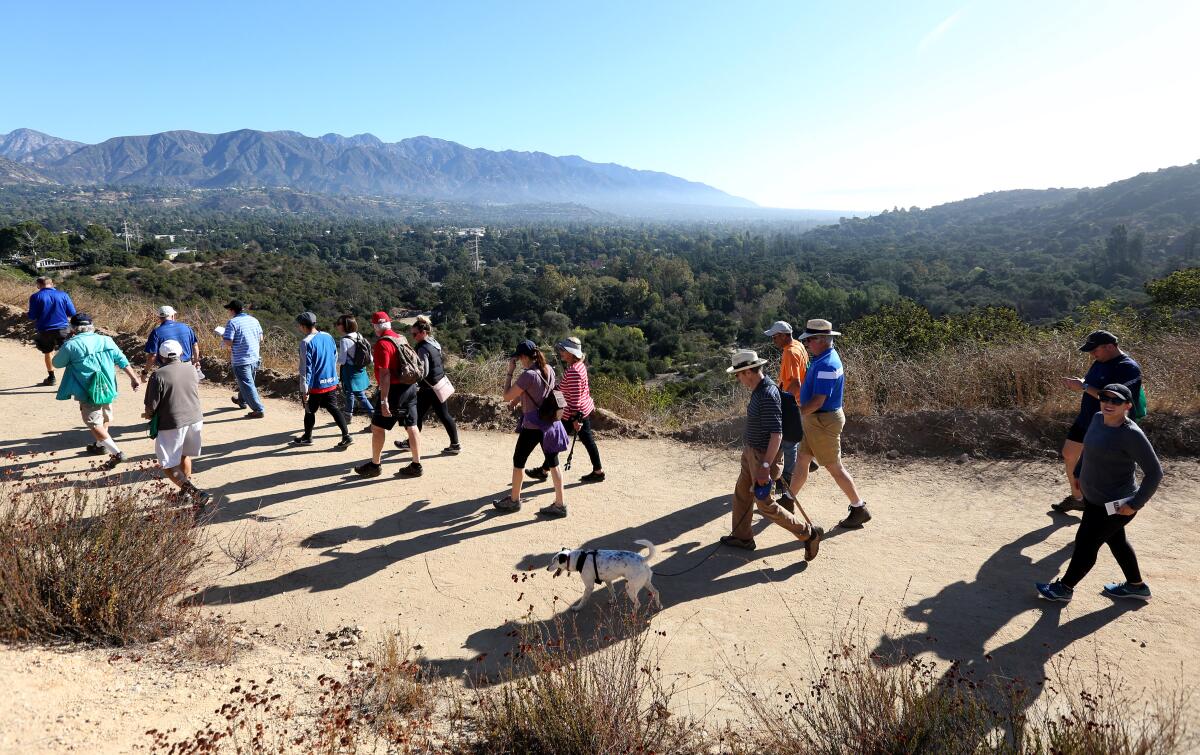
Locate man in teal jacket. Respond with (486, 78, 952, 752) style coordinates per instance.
(53, 313, 142, 467)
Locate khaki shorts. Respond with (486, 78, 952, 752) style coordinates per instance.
(79, 401, 114, 428)
(799, 409, 845, 467)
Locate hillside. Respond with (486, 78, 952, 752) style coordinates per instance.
(0, 127, 753, 210)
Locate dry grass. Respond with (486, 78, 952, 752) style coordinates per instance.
(214, 522, 286, 575)
(171, 615, 239, 665)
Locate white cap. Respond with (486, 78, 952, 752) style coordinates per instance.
(158, 339, 183, 359)
(764, 321, 793, 337)
(158, 305, 177, 318)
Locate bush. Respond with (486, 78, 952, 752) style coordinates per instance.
(0, 482, 205, 644)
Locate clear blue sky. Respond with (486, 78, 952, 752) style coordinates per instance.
(4, 0, 1197, 211)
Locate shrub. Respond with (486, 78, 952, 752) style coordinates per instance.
(0, 482, 205, 644)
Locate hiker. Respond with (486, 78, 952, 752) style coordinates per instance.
(402, 315, 461, 455)
(1053, 330, 1143, 514)
(719, 350, 823, 559)
(788, 319, 872, 530)
(52, 313, 141, 467)
(292, 312, 352, 449)
(527, 336, 604, 483)
(334, 314, 374, 422)
(494, 339, 567, 517)
(222, 299, 266, 419)
(142, 305, 200, 375)
(354, 311, 423, 478)
(142, 339, 209, 505)
(1035, 383, 1162, 602)
(764, 320, 813, 506)
(27, 276, 76, 386)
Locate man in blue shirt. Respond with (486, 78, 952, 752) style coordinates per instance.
(143, 305, 201, 374)
(27, 276, 77, 386)
(291, 311, 352, 449)
(222, 300, 265, 418)
(789, 319, 872, 531)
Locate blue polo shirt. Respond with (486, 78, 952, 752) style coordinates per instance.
(145, 320, 199, 363)
(27, 287, 77, 332)
(1077, 353, 1141, 427)
(800, 348, 845, 411)
(222, 312, 263, 366)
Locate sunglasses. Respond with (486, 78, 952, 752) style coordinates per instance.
(1098, 395, 1128, 405)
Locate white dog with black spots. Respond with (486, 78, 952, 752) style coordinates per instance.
(547, 539, 662, 611)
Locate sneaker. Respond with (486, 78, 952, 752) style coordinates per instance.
(720, 535, 756, 551)
(1102, 582, 1152, 601)
(524, 467, 549, 481)
(354, 461, 382, 478)
(101, 452, 127, 470)
(492, 496, 522, 513)
(290, 436, 314, 446)
(185, 486, 213, 507)
(1052, 495, 1085, 513)
(837, 504, 872, 529)
(443, 444, 462, 455)
(85, 442, 106, 455)
(396, 462, 423, 478)
(245, 411, 265, 419)
(231, 396, 245, 408)
(41, 373, 56, 386)
(537, 504, 568, 518)
(335, 436, 354, 449)
(1036, 581, 1074, 602)
(580, 470, 605, 483)
(360, 424, 374, 434)
(804, 526, 824, 562)
(393, 439, 410, 451)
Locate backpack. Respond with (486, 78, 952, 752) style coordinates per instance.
(381, 335, 426, 385)
(538, 374, 567, 423)
(347, 334, 372, 370)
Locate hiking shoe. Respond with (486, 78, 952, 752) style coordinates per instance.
(245, 411, 265, 419)
(335, 436, 354, 449)
(537, 504, 568, 518)
(444, 444, 462, 455)
(354, 461, 382, 478)
(1052, 495, 1085, 513)
(809, 460, 820, 473)
(720, 535, 756, 551)
(492, 496, 523, 513)
(231, 396, 245, 408)
(393, 439, 410, 450)
(185, 486, 213, 507)
(397, 462, 423, 478)
(777, 492, 796, 514)
(524, 467, 549, 481)
(1103, 582, 1152, 601)
(41, 373, 56, 386)
(85, 442, 106, 455)
(837, 505, 872, 529)
(580, 470, 606, 483)
(290, 436, 314, 446)
(804, 526, 824, 562)
(101, 452, 127, 470)
(774, 479, 788, 496)
(1036, 581, 1074, 602)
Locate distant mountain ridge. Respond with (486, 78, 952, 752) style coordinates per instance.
(0, 127, 754, 210)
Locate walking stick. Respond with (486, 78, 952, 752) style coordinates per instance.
(564, 432, 578, 471)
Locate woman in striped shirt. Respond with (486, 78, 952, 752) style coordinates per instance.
(526, 337, 605, 483)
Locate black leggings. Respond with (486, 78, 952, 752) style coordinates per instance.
(514, 427, 558, 469)
(416, 386, 459, 445)
(304, 391, 349, 439)
(542, 414, 601, 471)
(1062, 502, 1142, 587)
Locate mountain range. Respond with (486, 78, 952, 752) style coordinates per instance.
(0, 127, 753, 211)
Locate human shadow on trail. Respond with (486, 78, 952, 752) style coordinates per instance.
(873, 521, 1144, 722)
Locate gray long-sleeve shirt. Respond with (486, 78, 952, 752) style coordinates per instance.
(1074, 413, 1163, 510)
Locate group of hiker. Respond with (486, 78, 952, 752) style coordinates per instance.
(27, 276, 1164, 601)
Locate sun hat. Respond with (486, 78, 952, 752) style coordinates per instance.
(512, 339, 539, 358)
(157, 305, 177, 318)
(69, 312, 92, 327)
(370, 311, 392, 326)
(764, 321, 793, 337)
(295, 311, 317, 327)
(158, 339, 184, 359)
(1100, 383, 1133, 403)
(1079, 330, 1118, 352)
(797, 319, 842, 340)
(726, 349, 769, 374)
(556, 336, 585, 359)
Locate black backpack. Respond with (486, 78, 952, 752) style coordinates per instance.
(347, 335, 373, 370)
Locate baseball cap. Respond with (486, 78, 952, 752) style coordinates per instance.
(223, 299, 243, 312)
(295, 311, 317, 327)
(370, 311, 392, 326)
(1079, 330, 1118, 352)
(512, 339, 538, 358)
(69, 313, 92, 327)
(158, 339, 184, 359)
(764, 321, 793, 337)
(157, 305, 177, 318)
(1100, 383, 1133, 403)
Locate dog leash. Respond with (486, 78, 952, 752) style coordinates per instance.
(652, 504, 754, 578)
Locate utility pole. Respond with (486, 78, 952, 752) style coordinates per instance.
(122, 219, 131, 254)
(473, 235, 481, 273)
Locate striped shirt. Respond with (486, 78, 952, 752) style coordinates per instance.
(222, 312, 263, 366)
(560, 361, 595, 418)
(744, 375, 783, 451)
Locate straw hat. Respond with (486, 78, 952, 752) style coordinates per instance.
(796, 319, 842, 340)
(726, 349, 769, 374)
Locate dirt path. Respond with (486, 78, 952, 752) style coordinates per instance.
(1, 337, 1198, 752)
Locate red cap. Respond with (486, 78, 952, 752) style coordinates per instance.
(371, 311, 391, 325)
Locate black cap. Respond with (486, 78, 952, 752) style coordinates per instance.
(69, 312, 92, 327)
(295, 311, 317, 327)
(1100, 383, 1133, 403)
(1079, 330, 1118, 352)
(512, 339, 538, 358)
(223, 299, 243, 313)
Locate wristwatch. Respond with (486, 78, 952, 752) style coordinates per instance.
(761, 462, 770, 469)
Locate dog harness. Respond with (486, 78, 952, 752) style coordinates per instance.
(573, 550, 603, 585)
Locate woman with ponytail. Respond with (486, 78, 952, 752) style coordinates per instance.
(495, 339, 567, 517)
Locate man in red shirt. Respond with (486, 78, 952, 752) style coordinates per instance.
(354, 311, 423, 478)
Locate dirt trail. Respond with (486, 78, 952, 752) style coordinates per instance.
(1, 337, 1198, 752)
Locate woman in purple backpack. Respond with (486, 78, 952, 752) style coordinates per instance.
(494, 339, 567, 518)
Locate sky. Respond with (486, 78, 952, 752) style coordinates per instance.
(3, 0, 1198, 212)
